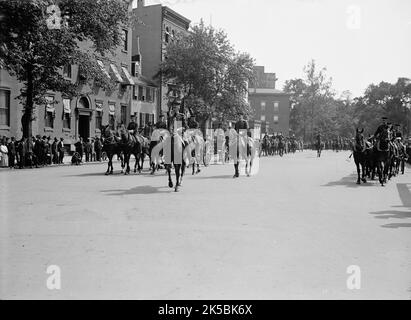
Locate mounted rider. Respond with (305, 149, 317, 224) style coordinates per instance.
(233, 112, 249, 178)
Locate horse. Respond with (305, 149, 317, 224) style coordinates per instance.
(374, 127, 392, 186)
(278, 138, 285, 157)
(149, 128, 169, 174)
(163, 128, 187, 192)
(185, 129, 204, 175)
(315, 139, 324, 158)
(244, 135, 257, 177)
(101, 125, 124, 175)
(117, 124, 142, 175)
(352, 128, 368, 185)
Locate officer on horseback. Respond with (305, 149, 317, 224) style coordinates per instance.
(374, 117, 388, 140)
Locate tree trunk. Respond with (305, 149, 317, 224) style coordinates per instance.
(22, 65, 34, 138)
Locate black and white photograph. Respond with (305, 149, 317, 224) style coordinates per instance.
(0, 0, 411, 302)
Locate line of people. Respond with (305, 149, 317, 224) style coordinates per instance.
(0, 135, 66, 169)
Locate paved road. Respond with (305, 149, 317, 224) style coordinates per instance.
(1, 150, 410, 299)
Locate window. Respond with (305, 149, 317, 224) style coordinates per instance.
(45, 96, 55, 128)
(63, 64, 72, 78)
(62, 98, 71, 129)
(0, 89, 10, 126)
(261, 101, 266, 111)
(139, 113, 144, 127)
(132, 86, 137, 100)
(121, 105, 127, 125)
(63, 113, 70, 129)
(273, 115, 279, 124)
(260, 115, 266, 122)
(122, 29, 128, 51)
(274, 101, 279, 113)
(146, 87, 153, 102)
(138, 86, 145, 101)
(95, 111, 102, 130)
(165, 26, 170, 43)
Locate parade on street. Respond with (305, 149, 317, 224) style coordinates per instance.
(1, 0, 411, 302)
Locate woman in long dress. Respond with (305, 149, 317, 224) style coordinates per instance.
(0, 137, 9, 167)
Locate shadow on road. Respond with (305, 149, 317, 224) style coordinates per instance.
(101, 185, 173, 196)
(322, 173, 379, 188)
(370, 183, 411, 229)
(191, 174, 234, 180)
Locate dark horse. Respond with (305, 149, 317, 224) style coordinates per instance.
(374, 127, 392, 186)
(315, 137, 324, 158)
(352, 128, 368, 185)
(117, 124, 142, 175)
(101, 125, 124, 175)
(163, 129, 186, 192)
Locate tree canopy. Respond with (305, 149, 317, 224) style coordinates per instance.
(284, 60, 411, 141)
(158, 21, 255, 123)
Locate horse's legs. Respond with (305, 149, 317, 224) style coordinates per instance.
(175, 164, 181, 191)
(361, 162, 367, 183)
(355, 160, 361, 184)
(167, 165, 173, 188)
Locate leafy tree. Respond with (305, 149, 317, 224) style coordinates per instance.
(284, 60, 335, 141)
(0, 0, 131, 137)
(157, 21, 255, 124)
(354, 78, 411, 136)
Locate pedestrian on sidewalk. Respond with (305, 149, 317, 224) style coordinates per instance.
(7, 137, 16, 169)
(75, 137, 84, 162)
(58, 138, 65, 164)
(0, 137, 9, 167)
(85, 138, 92, 162)
(52, 137, 58, 164)
(94, 137, 102, 162)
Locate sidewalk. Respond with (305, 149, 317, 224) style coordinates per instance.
(0, 155, 120, 171)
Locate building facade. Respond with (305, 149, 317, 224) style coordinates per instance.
(132, 0, 191, 118)
(248, 66, 290, 136)
(0, 23, 134, 148)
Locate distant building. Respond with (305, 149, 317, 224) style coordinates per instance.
(130, 36, 159, 127)
(248, 66, 290, 136)
(131, 0, 191, 118)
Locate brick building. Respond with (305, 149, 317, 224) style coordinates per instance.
(131, 0, 191, 117)
(0, 8, 135, 148)
(248, 66, 290, 136)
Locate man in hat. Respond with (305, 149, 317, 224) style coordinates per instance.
(374, 117, 389, 140)
(94, 137, 102, 162)
(58, 138, 65, 164)
(233, 112, 249, 178)
(155, 114, 167, 130)
(168, 101, 187, 134)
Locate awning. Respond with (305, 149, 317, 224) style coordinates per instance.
(45, 96, 55, 113)
(63, 99, 71, 114)
(95, 102, 103, 112)
(121, 67, 135, 86)
(110, 64, 123, 82)
(96, 60, 111, 79)
(108, 103, 116, 115)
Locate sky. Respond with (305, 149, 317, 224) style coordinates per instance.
(135, 0, 411, 98)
